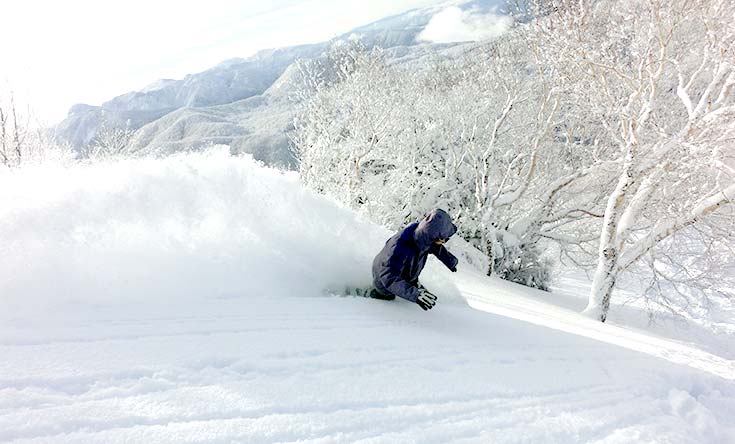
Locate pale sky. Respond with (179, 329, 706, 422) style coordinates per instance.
(0, 0, 454, 124)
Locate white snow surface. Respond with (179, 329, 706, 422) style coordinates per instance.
(1, 149, 734, 443)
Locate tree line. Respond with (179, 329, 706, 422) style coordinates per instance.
(292, 0, 735, 322)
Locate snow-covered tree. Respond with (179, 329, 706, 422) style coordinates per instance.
(529, 0, 735, 321)
(84, 112, 135, 160)
(0, 94, 73, 167)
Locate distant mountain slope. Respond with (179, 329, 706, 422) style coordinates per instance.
(55, 43, 325, 149)
(56, 0, 507, 167)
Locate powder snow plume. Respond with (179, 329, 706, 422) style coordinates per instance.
(0, 148, 392, 313)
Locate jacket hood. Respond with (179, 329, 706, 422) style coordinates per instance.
(413, 209, 457, 251)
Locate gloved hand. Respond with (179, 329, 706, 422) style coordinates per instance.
(416, 288, 437, 311)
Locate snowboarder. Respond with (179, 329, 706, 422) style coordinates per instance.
(371, 208, 459, 310)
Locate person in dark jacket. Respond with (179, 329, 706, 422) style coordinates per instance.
(371, 209, 459, 310)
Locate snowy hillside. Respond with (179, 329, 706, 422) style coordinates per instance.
(54, 43, 326, 150)
(1, 150, 733, 443)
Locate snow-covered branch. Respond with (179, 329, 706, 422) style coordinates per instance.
(619, 182, 735, 271)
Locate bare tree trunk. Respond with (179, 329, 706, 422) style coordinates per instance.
(585, 247, 619, 322)
(583, 154, 636, 321)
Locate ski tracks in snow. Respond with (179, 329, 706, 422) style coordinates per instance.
(1, 294, 734, 443)
(453, 268, 735, 381)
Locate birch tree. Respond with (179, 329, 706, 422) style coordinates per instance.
(530, 0, 735, 321)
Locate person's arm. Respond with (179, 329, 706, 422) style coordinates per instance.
(431, 244, 459, 272)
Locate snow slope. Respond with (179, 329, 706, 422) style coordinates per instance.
(1, 150, 734, 443)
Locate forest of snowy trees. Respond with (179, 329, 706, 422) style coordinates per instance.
(292, 0, 735, 322)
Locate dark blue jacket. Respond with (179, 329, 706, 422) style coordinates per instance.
(372, 209, 459, 302)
